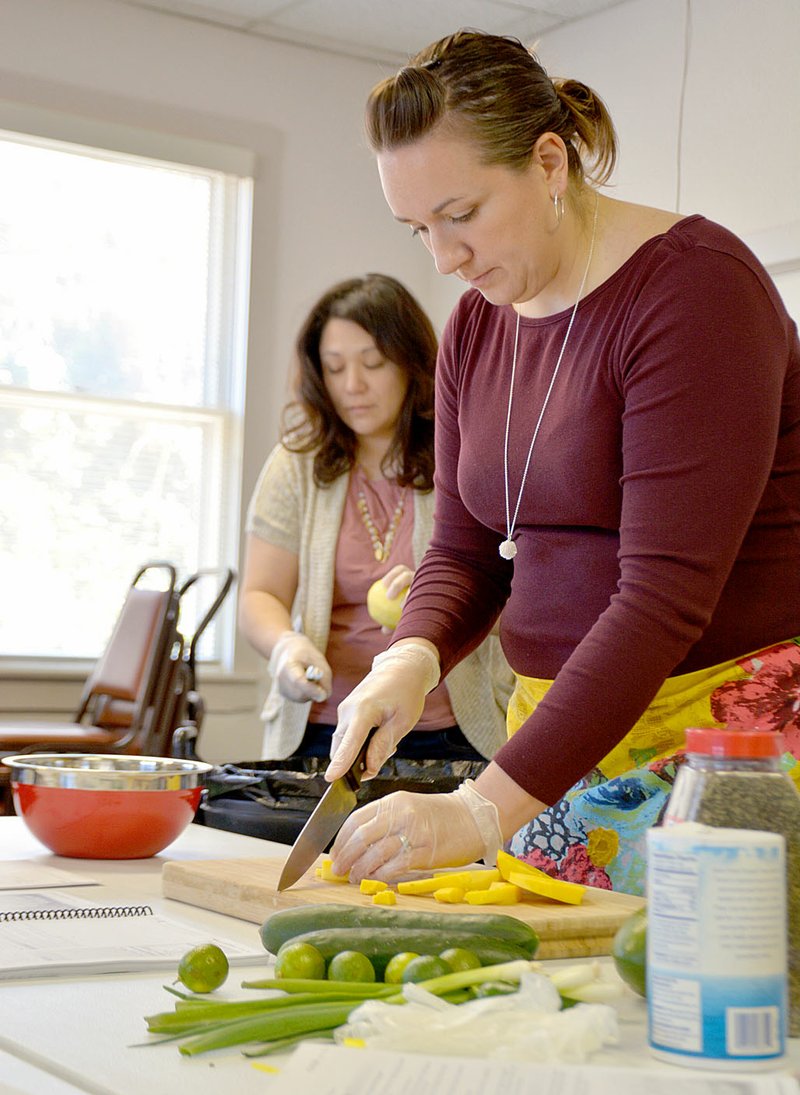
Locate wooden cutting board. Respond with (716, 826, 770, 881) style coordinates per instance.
(162, 856, 645, 959)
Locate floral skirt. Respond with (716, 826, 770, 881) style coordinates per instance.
(506, 638, 800, 896)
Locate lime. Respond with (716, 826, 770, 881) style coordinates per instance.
(383, 951, 420, 984)
(439, 946, 482, 973)
(611, 906, 647, 998)
(177, 943, 229, 993)
(274, 940, 327, 980)
(327, 950, 376, 983)
(400, 954, 452, 984)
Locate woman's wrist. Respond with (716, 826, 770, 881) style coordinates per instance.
(372, 638, 441, 693)
(473, 762, 548, 841)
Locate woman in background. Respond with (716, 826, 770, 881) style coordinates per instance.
(239, 272, 512, 766)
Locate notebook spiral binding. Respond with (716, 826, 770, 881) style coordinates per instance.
(0, 904, 154, 922)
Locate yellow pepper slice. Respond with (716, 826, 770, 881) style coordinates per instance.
(464, 881, 521, 905)
(359, 879, 388, 895)
(397, 868, 501, 895)
(372, 890, 397, 905)
(433, 886, 465, 904)
(497, 848, 584, 904)
(507, 869, 585, 905)
(318, 858, 350, 883)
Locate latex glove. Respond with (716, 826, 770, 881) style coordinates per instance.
(268, 630, 332, 703)
(329, 780, 503, 883)
(326, 642, 440, 781)
(381, 564, 414, 601)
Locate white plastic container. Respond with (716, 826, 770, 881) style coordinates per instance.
(646, 824, 787, 1070)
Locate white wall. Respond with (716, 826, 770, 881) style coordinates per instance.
(2, 0, 799, 762)
(540, 0, 800, 234)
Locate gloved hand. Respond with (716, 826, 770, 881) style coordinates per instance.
(268, 631, 332, 703)
(381, 564, 414, 601)
(377, 564, 414, 635)
(329, 780, 503, 883)
(325, 641, 440, 781)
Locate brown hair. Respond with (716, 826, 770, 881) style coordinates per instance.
(281, 273, 437, 490)
(366, 30, 617, 186)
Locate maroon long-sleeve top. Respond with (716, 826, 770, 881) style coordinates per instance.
(393, 216, 800, 805)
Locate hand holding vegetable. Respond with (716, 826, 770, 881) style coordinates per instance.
(269, 630, 332, 703)
(329, 780, 503, 882)
(326, 640, 440, 781)
(380, 564, 414, 602)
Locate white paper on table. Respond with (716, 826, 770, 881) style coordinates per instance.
(268, 1043, 800, 1095)
(0, 862, 98, 890)
(0, 890, 264, 979)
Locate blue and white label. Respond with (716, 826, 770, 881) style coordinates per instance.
(647, 824, 787, 1069)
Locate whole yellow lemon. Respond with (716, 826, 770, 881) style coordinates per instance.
(366, 579, 409, 630)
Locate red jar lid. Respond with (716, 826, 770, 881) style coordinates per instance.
(685, 727, 785, 758)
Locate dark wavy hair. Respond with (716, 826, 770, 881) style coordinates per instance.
(281, 273, 437, 490)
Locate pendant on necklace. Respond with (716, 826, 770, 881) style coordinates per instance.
(499, 539, 517, 560)
(374, 547, 384, 562)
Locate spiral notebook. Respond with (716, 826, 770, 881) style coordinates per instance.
(0, 890, 264, 980)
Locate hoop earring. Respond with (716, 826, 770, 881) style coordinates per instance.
(553, 190, 565, 226)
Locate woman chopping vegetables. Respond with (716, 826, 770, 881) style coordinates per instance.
(326, 30, 800, 894)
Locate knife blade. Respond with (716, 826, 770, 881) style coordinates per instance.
(276, 729, 376, 892)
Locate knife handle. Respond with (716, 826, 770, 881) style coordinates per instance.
(344, 727, 378, 793)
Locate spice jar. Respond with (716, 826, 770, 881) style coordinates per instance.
(647, 824, 787, 1069)
(664, 728, 800, 1037)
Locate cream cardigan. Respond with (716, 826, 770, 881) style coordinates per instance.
(246, 443, 514, 760)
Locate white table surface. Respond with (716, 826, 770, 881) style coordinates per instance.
(1, 816, 798, 1094)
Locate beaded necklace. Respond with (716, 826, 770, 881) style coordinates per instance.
(356, 485, 407, 562)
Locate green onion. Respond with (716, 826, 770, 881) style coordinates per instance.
(147, 992, 350, 1032)
(176, 1000, 356, 1057)
(384, 958, 538, 1003)
(241, 977, 396, 998)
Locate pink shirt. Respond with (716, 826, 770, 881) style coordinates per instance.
(310, 466, 456, 730)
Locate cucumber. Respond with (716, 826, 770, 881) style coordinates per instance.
(261, 902, 539, 957)
(273, 927, 533, 976)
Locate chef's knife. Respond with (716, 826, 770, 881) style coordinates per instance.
(276, 729, 376, 892)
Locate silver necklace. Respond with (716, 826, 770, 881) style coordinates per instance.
(499, 195, 599, 561)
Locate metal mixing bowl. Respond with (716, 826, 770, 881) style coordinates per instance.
(3, 754, 213, 859)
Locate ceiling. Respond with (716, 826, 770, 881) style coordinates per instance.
(114, 0, 629, 64)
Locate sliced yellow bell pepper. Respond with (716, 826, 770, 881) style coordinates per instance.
(496, 848, 525, 882)
(371, 890, 396, 905)
(497, 848, 585, 904)
(464, 881, 521, 905)
(433, 886, 465, 904)
(318, 858, 350, 883)
(507, 869, 585, 905)
(359, 879, 388, 895)
(397, 868, 501, 895)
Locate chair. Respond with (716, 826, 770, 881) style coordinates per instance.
(153, 566, 236, 760)
(0, 562, 236, 813)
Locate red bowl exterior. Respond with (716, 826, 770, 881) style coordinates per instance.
(12, 783, 202, 859)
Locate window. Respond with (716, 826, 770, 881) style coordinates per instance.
(0, 116, 252, 662)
